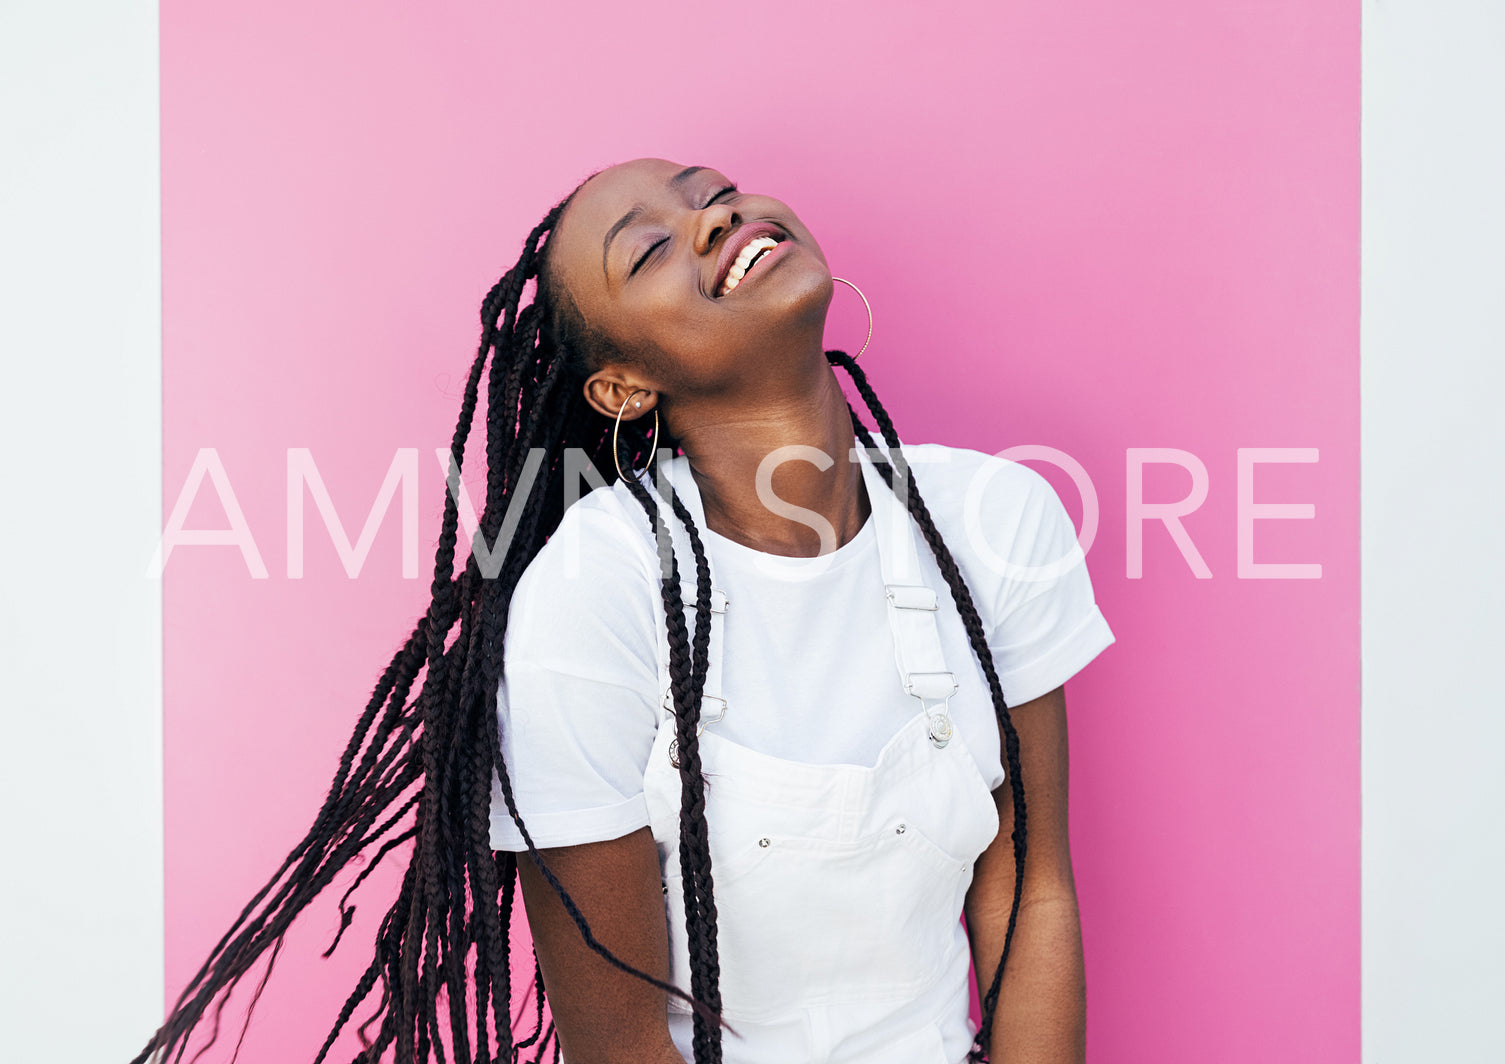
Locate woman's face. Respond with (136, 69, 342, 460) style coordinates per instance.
(547, 157, 833, 415)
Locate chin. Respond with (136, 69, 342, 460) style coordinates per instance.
(767, 257, 834, 316)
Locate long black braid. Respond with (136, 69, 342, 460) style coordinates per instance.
(825, 349, 1027, 1062)
(130, 181, 1024, 1064)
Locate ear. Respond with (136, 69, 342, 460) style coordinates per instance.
(583, 372, 657, 422)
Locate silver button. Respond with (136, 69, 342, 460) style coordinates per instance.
(758, 837, 771, 848)
(895, 823, 907, 835)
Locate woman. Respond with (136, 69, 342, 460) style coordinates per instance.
(134, 157, 1113, 1064)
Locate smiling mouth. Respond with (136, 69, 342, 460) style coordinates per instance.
(717, 236, 781, 297)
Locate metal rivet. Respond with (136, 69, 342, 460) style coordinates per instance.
(758, 837, 771, 848)
(895, 823, 907, 834)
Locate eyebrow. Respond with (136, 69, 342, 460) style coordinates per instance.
(602, 166, 709, 280)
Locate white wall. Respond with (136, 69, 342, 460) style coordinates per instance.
(2, 1, 1503, 1061)
(1362, 2, 1505, 1061)
(0, 1, 164, 1060)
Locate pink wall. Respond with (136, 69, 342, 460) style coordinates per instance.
(161, 2, 1357, 1061)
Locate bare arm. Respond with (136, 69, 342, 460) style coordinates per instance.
(516, 826, 686, 1064)
(963, 685, 1087, 1064)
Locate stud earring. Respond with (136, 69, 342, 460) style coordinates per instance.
(830, 276, 874, 360)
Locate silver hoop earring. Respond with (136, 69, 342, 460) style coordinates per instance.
(830, 276, 874, 360)
(612, 388, 659, 481)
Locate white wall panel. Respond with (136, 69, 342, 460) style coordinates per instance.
(0, 3, 164, 1060)
(1363, 3, 1505, 1061)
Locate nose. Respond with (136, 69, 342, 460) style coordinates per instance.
(694, 201, 738, 257)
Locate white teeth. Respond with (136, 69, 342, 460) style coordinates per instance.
(719, 235, 779, 296)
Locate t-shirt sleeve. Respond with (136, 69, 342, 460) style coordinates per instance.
(960, 452, 1115, 707)
(488, 500, 663, 852)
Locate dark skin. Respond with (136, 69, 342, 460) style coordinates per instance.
(552, 156, 869, 557)
(519, 157, 1086, 1064)
(963, 685, 1087, 1064)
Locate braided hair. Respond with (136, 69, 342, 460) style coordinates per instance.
(130, 175, 1029, 1064)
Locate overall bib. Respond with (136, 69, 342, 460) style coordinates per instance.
(639, 443, 1003, 1064)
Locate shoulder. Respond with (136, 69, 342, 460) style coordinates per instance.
(896, 440, 1088, 604)
(517, 477, 656, 586)
(505, 477, 662, 659)
(898, 441, 1064, 531)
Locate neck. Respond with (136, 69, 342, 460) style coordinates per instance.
(670, 359, 872, 558)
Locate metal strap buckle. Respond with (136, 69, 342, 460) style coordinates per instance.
(904, 671, 958, 749)
(885, 584, 938, 611)
(663, 692, 729, 767)
(661, 690, 728, 729)
(681, 586, 730, 614)
(925, 709, 955, 748)
(904, 671, 958, 700)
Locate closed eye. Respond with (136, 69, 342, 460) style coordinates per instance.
(631, 238, 667, 275)
(630, 186, 739, 275)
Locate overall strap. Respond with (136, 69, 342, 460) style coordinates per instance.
(855, 442, 957, 749)
(641, 443, 956, 753)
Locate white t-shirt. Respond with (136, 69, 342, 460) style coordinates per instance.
(489, 441, 1114, 852)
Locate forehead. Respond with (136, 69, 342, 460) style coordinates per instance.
(550, 158, 719, 287)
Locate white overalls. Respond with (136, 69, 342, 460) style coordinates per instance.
(637, 443, 1004, 1064)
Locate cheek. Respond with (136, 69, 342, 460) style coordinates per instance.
(621, 302, 735, 389)
(627, 279, 718, 349)
(764, 198, 826, 260)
